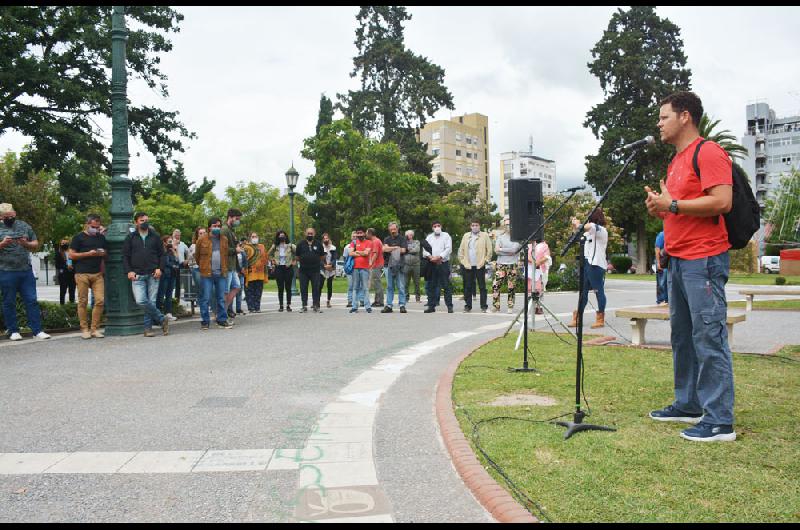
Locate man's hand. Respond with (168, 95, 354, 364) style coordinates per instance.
(127, 272, 137, 281)
(0, 236, 12, 249)
(645, 179, 672, 216)
(153, 268, 162, 279)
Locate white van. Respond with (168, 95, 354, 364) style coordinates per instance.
(760, 256, 780, 274)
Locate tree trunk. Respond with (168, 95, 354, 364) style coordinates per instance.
(636, 220, 649, 274)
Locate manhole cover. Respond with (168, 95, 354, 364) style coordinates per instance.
(194, 396, 249, 408)
(486, 394, 557, 407)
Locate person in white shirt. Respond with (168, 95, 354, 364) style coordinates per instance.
(422, 221, 453, 313)
(171, 229, 189, 303)
(568, 208, 609, 329)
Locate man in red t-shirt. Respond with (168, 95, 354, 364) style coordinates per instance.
(349, 227, 373, 313)
(643, 91, 736, 443)
(367, 227, 385, 307)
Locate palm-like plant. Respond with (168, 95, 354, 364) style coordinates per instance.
(698, 114, 749, 161)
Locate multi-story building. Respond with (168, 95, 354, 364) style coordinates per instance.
(740, 102, 800, 254)
(417, 113, 489, 202)
(498, 148, 557, 218)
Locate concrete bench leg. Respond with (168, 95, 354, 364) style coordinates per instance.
(629, 319, 647, 346)
(727, 322, 734, 345)
(745, 295, 753, 312)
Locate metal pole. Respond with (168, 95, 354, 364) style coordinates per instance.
(289, 189, 298, 296)
(105, 6, 142, 336)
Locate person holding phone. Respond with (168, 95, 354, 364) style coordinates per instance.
(0, 202, 51, 341)
(69, 214, 108, 339)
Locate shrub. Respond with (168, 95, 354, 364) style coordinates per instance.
(610, 255, 632, 274)
(1, 296, 83, 333)
(776, 276, 787, 285)
(547, 263, 580, 292)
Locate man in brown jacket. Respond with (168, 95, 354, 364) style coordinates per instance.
(194, 217, 233, 330)
(457, 220, 494, 313)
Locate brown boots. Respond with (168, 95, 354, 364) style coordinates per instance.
(568, 311, 605, 328)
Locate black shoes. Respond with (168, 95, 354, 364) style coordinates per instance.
(424, 307, 435, 313)
(399, 306, 407, 314)
(301, 307, 308, 313)
(447, 307, 454, 313)
(381, 306, 393, 313)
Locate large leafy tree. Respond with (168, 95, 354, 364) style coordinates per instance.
(337, 6, 453, 175)
(0, 6, 195, 205)
(763, 168, 800, 252)
(584, 6, 691, 273)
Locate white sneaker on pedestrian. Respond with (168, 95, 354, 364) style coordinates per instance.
(35, 332, 51, 340)
(9, 332, 23, 341)
(166, 313, 178, 321)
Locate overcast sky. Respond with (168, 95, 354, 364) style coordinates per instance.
(2, 6, 799, 205)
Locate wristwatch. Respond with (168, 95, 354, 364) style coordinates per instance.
(669, 200, 679, 214)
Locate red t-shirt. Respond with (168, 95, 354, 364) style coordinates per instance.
(663, 137, 732, 260)
(370, 237, 384, 268)
(351, 239, 372, 269)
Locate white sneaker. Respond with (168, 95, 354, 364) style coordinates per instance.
(35, 331, 51, 340)
(167, 313, 178, 321)
(9, 332, 23, 341)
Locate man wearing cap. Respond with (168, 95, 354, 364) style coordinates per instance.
(0, 203, 51, 341)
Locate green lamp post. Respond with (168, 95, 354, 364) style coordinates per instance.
(104, 6, 142, 336)
(285, 164, 300, 296)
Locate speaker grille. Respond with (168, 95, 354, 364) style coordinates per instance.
(508, 178, 544, 242)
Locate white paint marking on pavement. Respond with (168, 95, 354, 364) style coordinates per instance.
(191, 449, 274, 473)
(117, 450, 207, 474)
(46, 451, 138, 474)
(0, 452, 70, 474)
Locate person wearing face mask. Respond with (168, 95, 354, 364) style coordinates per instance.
(0, 203, 51, 341)
(381, 222, 408, 313)
(320, 232, 338, 309)
(220, 208, 243, 321)
(267, 230, 296, 312)
(194, 217, 233, 330)
(122, 211, 169, 337)
(343, 231, 357, 308)
(243, 231, 267, 313)
(457, 220, 494, 313)
(295, 227, 325, 313)
(402, 230, 422, 304)
(492, 215, 522, 313)
(156, 235, 179, 322)
(68, 214, 108, 338)
(422, 221, 454, 313)
(348, 227, 373, 314)
(55, 238, 76, 305)
(188, 226, 206, 298)
(366, 228, 385, 308)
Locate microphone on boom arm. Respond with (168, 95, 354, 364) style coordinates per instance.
(558, 185, 586, 194)
(614, 135, 655, 152)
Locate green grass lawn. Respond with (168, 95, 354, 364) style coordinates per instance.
(611, 272, 800, 285)
(453, 333, 800, 522)
(728, 299, 800, 310)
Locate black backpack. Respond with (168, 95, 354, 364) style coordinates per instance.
(692, 140, 760, 250)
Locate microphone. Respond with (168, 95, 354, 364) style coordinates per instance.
(615, 135, 655, 152)
(558, 185, 586, 194)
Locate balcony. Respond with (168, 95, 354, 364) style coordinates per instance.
(756, 149, 766, 159)
(756, 166, 767, 176)
(757, 183, 769, 193)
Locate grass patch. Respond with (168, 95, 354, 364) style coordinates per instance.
(728, 299, 800, 310)
(452, 333, 800, 522)
(608, 273, 800, 285)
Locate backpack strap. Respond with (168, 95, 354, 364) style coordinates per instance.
(691, 139, 720, 225)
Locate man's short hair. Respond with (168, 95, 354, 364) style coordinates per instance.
(470, 219, 481, 225)
(366, 227, 376, 236)
(133, 212, 147, 221)
(405, 229, 414, 237)
(431, 220, 441, 227)
(86, 213, 102, 224)
(388, 221, 399, 229)
(208, 216, 221, 227)
(660, 91, 703, 127)
(227, 208, 243, 218)
(355, 226, 366, 233)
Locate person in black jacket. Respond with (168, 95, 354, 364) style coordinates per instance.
(54, 238, 76, 304)
(295, 227, 325, 313)
(122, 212, 169, 336)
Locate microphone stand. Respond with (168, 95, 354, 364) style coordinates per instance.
(555, 148, 643, 439)
(509, 188, 581, 373)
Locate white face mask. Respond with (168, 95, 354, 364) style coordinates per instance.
(433, 227, 442, 235)
(251, 238, 259, 244)
(471, 226, 480, 234)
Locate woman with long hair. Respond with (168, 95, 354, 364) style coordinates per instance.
(243, 231, 268, 313)
(569, 208, 608, 329)
(267, 230, 296, 312)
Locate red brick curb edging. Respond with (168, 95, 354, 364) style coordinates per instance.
(435, 337, 539, 524)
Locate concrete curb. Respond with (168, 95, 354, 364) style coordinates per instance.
(435, 337, 539, 524)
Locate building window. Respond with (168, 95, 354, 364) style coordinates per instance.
(456, 149, 462, 157)
(465, 136, 472, 145)
(432, 131, 441, 141)
(466, 152, 472, 159)
(455, 132, 463, 142)
(455, 166, 463, 174)
(432, 147, 440, 157)
(473, 152, 478, 161)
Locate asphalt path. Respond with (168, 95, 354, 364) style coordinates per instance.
(1, 279, 798, 522)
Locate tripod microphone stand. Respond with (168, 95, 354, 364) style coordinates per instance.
(555, 148, 643, 439)
(508, 188, 581, 373)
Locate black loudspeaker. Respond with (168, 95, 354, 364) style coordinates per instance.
(508, 178, 544, 242)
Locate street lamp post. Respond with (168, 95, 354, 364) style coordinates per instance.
(105, 6, 142, 336)
(285, 165, 300, 296)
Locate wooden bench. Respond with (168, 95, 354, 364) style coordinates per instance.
(738, 288, 800, 311)
(614, 306, 746, 346)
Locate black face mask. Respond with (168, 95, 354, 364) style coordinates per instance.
(357, 235, 365, 240)
(278, 236, 286, 242)
(306, 235, 314, 241)
(61, 244, 69, 250)
(3, 218, 14, 227)
(139, 222, 149, 231)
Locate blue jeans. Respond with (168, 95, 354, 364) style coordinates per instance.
(656, 267, 669, 304)
(200, 273, 228, 324)
(0, 268, 43, 334)
(156, 272, 175, 315)
(131, 274, 164, 329)
(669, 252, 734, 426)
(579, 259, 606, 314)
(352, 269, 370, 309)
(346, 273, 354, 304)
(386, 268, 407, 308)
